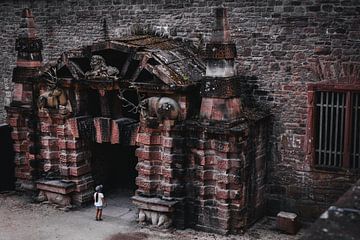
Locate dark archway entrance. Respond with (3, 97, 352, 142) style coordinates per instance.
(0, 124, 15, 191)
(90, 143, 138, 192)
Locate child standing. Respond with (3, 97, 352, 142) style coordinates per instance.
(94, 185, 105, 221)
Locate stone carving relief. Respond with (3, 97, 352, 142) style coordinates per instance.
(38, 67, 68, 110)
(141, 97, 180, 121)
(138, 209, 172, 229)
(85, 55, 119, 80)
(118, 90, 180, 121)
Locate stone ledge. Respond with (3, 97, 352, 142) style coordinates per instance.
(36, 179, 76, 195)
(132, 195, 178, 213)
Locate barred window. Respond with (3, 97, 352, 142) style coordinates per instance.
(314, 90, 360, 169)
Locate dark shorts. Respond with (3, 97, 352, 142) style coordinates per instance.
(96, 206, 103, 210)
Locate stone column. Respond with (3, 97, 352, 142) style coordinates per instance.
(135, 122, 162, 196)
(6, 8, 43, 190)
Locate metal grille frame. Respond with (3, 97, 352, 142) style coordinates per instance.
(307, 84, 360, 170)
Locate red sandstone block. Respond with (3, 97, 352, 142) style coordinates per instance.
(149, 135, 162, 145)
(41, 137, 58, 151)
(162, 168, 173, 178)
(19, 140, 28, 152)
(276, 211, 300, 234)
(217, 159, 230, 170)
(135, 149, 162, 160)
(111, 120, 120, 144)
(136, 177, 159, 193)
(75, 182, 92, 192)
(52, 117, 66, 125)
(140, 127, 161, 134)
(217, 208, 231, 219)
(192, 150, 205, 165)
(8, 117, 25, 128)
(69, 140, 83, 149)
(216, 173, 230, 184)
(13, 143, 21, 153)
(136, 133, 162, 145)
(26, 152, 35, 161)
(162, 136, 178, 148)
(58, 140, 67, 150)
(162, 153, 184, 163)
(199, 186, 215, 196)
(216, 188, 230, 200)
(41, 150, 59, 160)
(15, 171, 31, 180)
(200, 170, 215, 181)
(59, 166, 69, 176)
(56, 125, 67, 137)
(138, 165, 161, 176)
(40, 122, 55, 134)
(66, 119, 78, 137)
(68, 151, 89, 163)
(213, 140, 230, 153)
(69, 164, 91, 176)
(204, 154, 217, 165)
(11, 130, 27, 140)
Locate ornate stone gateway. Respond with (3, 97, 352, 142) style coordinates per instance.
(7, 8, 269, 234)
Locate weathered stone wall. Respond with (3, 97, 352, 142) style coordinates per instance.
(1, 0, 360, 219)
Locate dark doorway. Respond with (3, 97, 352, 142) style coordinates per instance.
(0, 124, 15, 191)
(90, 143, 138, 193)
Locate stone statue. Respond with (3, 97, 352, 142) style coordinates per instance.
(138, 209, 172, 229)
(118, 90, 181, 121)
(141, 97, 180, 121)
(85, 55, 119, 80)
(38, 67, 68, 110)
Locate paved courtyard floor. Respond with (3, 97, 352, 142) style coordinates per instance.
(0, 190, 304, 240)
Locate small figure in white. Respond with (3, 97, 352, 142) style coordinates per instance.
(94, 185, 106, 221)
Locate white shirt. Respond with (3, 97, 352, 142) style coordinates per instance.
(94, 192, 104, 207)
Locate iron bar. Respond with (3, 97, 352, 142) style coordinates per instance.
(329, 92, 334, 166)
(318, 92, 324, 165)
(334, 93, 340, 167)
(324, 92, 329, 166)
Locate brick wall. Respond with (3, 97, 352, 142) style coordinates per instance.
(1, 0, 360, 219)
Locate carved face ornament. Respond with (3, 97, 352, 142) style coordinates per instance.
(90, 55, 106, 71)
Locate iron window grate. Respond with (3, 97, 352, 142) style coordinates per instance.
(351, 93, 360, 169)
(315, 91, 346, 168)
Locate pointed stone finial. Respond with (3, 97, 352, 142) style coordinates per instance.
(205, 7, 236, 78)
(15, 8, 43, 68)
(211, 7, 232, 43)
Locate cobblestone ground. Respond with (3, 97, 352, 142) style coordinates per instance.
(0, 191, 304, 240)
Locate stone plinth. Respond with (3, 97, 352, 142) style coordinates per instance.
(36, 179, 76, 206)
(132, 195, 178, 229)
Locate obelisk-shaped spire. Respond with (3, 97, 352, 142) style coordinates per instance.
(205, 7, 236, 78)
(15, 8, 43, 68)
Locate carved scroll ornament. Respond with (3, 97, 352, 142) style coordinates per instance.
(37, 67, 68, 110)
